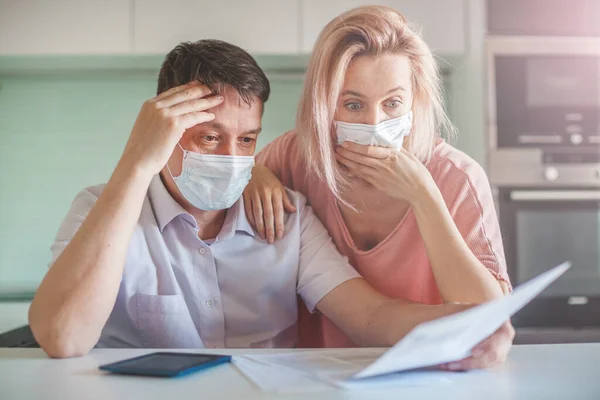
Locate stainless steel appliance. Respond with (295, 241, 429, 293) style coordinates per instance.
(497, 189, 600, 326)
(487, 36, 600, 187)
(488, 0, 600, 37)
(488, 37, 600, 342)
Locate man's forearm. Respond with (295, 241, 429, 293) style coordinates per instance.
(29, 158, 153, 358)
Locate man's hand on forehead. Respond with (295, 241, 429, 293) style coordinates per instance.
(121, 81, 224, 177)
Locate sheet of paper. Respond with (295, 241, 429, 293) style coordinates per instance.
(232, 356, 334, 393)
(242, 348, 384, 382)
(352, 261, 570, 379)
(234, 349, 455, 393)
(234, 262, 570, 390)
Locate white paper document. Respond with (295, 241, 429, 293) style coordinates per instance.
(235, 262, 570, 390)
(234, 349, 455, 392)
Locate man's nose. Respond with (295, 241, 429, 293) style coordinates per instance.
(214, 141, 238, 156)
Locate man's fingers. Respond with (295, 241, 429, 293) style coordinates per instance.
(168, 96, 224, 116)
(179, 111, 216, 130)
(154, 81, 200, 102)
(156, 84, 214, 108)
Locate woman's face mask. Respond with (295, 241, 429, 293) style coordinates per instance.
(335, 111, 413, 149)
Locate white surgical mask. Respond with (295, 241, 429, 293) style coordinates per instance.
(335, 110, 413, 149)
(168, 144, 254, 211)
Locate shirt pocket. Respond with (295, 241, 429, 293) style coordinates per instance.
(135, 293, 204, 348)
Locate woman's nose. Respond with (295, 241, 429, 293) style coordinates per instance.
(363, 108, 388, 125)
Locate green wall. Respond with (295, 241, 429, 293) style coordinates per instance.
(0, 56, 303, 295)
(0, 54, 466, 297)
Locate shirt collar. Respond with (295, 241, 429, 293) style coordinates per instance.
(148, 175, 195, 232)
(216, 195, 256, 241)
(148, 175, 255, 238)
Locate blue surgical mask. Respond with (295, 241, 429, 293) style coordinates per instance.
(168, 144, 254, 211)
(335, 111, 413, 149)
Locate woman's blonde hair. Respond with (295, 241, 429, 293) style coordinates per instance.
(296, 5, 455, 198)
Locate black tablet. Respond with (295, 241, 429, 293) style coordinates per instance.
(99, 352, 232, 378)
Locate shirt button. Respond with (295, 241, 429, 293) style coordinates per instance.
(198, 248, 207, 255)
(206, 300, 214, 308)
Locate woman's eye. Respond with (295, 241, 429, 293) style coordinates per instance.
(386, 100, 401, 108)
(345, 102, 362, 112)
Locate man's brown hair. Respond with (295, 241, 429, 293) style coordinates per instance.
(157, 39, 270, 106)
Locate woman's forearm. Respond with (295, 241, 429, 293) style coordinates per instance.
(412, 188, 504, 303)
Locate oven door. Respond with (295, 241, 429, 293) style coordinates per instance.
(499, 189, 600, 328)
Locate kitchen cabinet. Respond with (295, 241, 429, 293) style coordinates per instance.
(301, 0, 466, 55)
(0, 0, 131, 54)
(133, 0, 300, 54)
(0, 0, 466, 56)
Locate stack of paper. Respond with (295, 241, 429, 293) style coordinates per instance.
(234, 262, 570, 392)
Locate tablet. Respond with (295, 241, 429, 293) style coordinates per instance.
(99, 352, 232, 378)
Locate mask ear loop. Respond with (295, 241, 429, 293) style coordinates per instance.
(166, 143, 186, 180)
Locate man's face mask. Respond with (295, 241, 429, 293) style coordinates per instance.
(335, 110, 413, 149)
(168, 144, 254, 211)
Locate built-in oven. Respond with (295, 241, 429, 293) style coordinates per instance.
(487, 37, 600, 187)
(498, 188, 600, 329)
(487, 36, 600, 342)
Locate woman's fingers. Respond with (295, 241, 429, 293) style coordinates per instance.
(282, 190, 297, 213)
(336, 147, 384, 168)
(251, 193, 266, 240)
(340, 142, 390, 159)
(272, 191, 286, 240)
(262, 192, 276, 244)
(439, 322, 515, 371)
(243, 192, 256, 227)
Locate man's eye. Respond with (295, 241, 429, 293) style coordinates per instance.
(203, 135, 218, 142)
(239, 137, 255, 145)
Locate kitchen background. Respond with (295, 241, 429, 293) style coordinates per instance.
(1, 0, 599, 343)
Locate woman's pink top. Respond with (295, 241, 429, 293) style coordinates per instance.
(257, 131, 511, 348)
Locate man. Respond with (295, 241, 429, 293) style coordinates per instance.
(29, 40, 513, 366)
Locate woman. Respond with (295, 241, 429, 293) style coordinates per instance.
(244, 5, 514, 370)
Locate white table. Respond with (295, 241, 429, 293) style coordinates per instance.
(1, 344, 598, 400)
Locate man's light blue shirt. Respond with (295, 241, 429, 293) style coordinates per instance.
(50, 176, 359, 349)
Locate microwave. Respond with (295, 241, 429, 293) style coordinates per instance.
(488, 37, 600, 151)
